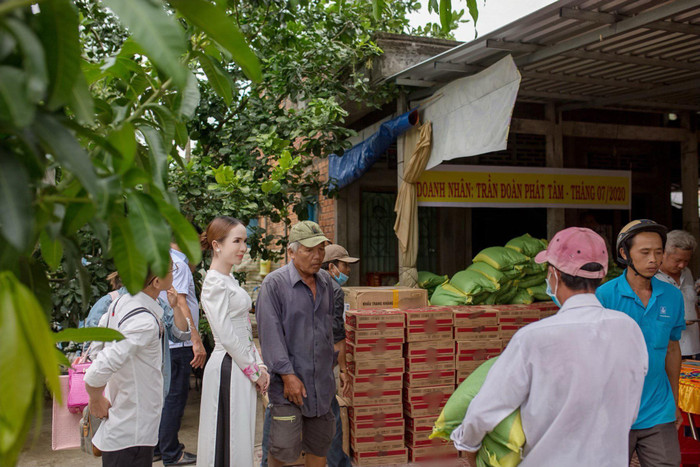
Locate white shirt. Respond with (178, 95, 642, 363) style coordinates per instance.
(84, 292, 164, 452)
(451, 294, 648, 467)
(656, 268, 700, 356)
(159, 249, 199, 349)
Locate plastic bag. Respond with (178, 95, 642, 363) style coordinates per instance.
(431, 283, 471, 306)
(473, 247, 529, 271)
(468, 262, 506, 286)
(451, 269, 501, 296)
(431, 358, 525, 467)
(418, 271, 449, 294)
(505, 233, 547, 258)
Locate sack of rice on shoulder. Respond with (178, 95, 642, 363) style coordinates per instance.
(431, 358, 525, 467)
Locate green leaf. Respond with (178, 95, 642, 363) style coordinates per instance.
(110, 215, 148, 294)
(4, 18, 48, 102)
(39, 230, 62, 271)
(126, 192, 171, 278)
(428, 0, 439, 13)
(0, 151, 33, 251)
(146, 104, 177, 149)
(0, 66, 34, 127)
(138, 125, 168, 190)
(154, 196, 202, 265)
(61, 200, 96, 235)
(177, 71, 200, 119)
(32, 114, 101, 201)
(67, 67, 95, 125)
(53, 327, 124, 343)
(36, 0, 81, 110)
(107, 122, 137, 174)
(197, 52, 233, 106)
(439, 0, 452, 32)
(467, 0, 478, 28)
(372, 0, 385, 21)
(103, 0, 188, 88)
(170, 0, 262, 82)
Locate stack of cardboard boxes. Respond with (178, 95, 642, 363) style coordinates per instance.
(453, 305, 502, 385)
(402, 306, 458, 463)
(343, 287, 428, 466)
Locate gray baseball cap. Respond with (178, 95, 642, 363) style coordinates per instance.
(289, 221, 330, 248)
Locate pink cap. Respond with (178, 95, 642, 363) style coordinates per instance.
(534, 227, 608, 279)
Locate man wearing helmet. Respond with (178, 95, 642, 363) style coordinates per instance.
(596, 219, 685, 467)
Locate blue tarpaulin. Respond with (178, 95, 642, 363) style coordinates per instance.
(329, 109, 418, 190)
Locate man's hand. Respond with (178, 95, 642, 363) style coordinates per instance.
(676, 407, 684, 430)
(281, 374, 307, 406)
(89, 394, 111, 419)
(339, 371, 351, 398)
(462, 450, 478, 467)
(166, 287, 179, 308)
(190, 333, 207, 369)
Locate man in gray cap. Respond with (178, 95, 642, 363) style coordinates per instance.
(257, 221, 336, 467)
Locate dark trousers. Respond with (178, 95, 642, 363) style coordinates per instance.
(102, 446, 154, 467)
(260, 397, 350, 467)
(157, 346, 193, 463)
(629, 422, 681, 467)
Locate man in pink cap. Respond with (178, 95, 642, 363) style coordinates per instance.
(452, 227, 649, 467)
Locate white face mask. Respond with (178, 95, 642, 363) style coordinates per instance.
(545, 269, 561, 307)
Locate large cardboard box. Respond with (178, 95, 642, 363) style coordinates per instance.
(343, 287, 428, 310)
(348, 386, 402, 407)
(455, 340, 502, 369)
(403, 306, 454, 327)
(404, 398, 449, 418)
(405, 414, 439, 434)
(345, 331, 404, 347)
(348, 373, 403, 392)
(403, 384, 453, 418)
(498, 306, 540, 326)
(456, 364, 484, 385)
(406, 428, 452, 448)
(350, 417, 405, 438)
(351, 434, 405, 453)
(405, 325, 454, 343)
(452, 305, 499, 327)
(453, 325, 500, 341)
(351, 447, 408, 466)
(345, 308, 405, 330)
(347, 404, 403, 423)
(344, 325, 405, 340)
(404, 369, 456, 388)
(346, 341, 403, 362)
(347, 358, 404, 377)
(408, 445, 459, 463)
(405, 354, 455, 373)
(403, 339, 454, 359)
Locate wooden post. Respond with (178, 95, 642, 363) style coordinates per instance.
(681, 112, 700, 276)
(546, 104, 565, 239)
(396, 93, 410, 286)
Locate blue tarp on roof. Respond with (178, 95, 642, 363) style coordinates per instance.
(329, 109, 418, 190)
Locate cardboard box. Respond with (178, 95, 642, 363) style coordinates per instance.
(408, 445, 459, 463)
(347, 404, 403, 423)
(351, 434, 405, 452)
(350, 417, 405, 438)
(351, 447, 408, 466)
(403, 384, 453, 417)
(348, 387, 402, 407)
(500, 325, 527, 340)
(406, 429, 453, 448)
(347, 358, 404, 377)
(404, 369, 456, 388)
(452, 305, 499, 327)
(345, 331, 404, 347)
(345, 308, 405, 330)
(405, 354, 455, 373)
(348, 373, 403, 392)
(498, 306, 540, 326)
(346, 341, 403, 362)
(405, 415, 439, 434)
(454, 325, 500, 341)
(455, 340, 502, 368)
(456, 364, 483, 385)
(344, 325, 405, 340)
(405, 325, 454, 343)
(404, 398, 449, 418)
(343, 287, 428, 310)
(403, 306, 454, 328)
(403, 339, 454, 358)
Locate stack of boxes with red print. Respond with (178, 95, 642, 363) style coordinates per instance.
(453, 305, 502, 385)
(345, 308, 408, 466)
(498, 304, 542, 347)
(403, 306, 458, 463)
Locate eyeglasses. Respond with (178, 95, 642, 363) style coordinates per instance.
(146, 263, 178, 286)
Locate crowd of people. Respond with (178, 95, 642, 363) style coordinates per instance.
(79, 214, 700, 467)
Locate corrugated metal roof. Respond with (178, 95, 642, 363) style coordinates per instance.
(387, 0, 700, 111)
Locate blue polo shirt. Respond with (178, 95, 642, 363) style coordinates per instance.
(596, 271, 685, 430)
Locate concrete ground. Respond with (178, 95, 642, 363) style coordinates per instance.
(18, 378, 267, 466)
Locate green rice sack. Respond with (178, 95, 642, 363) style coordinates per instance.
(431, 283, 471, 306)
(527, 283, 551, 301)
(501, 267, 525, 281)
(431, 358, 525, 467)
(418, 271, 449, 291)
(520, 259, 547, 276)
(505, 233, 547, 258)
(486, 286, 519, 305)
(508, 288, 534, 305)
(451, 269, 501, 296)
(468, 262, 507, 286)
(517, 272, 547, 289)
(473, 247, 529, 271)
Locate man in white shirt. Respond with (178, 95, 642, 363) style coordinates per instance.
(656, 229, 700, 358)
(451, 227, 649, 467)
(85, 268, 173, 467)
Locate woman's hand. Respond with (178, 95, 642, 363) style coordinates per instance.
(256, 368, 270, 395)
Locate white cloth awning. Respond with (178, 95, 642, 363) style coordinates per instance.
(419, 55, 521, 170)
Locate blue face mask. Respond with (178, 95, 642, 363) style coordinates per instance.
(545, 272, 561, 307)
(331, 265, 349, 286)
